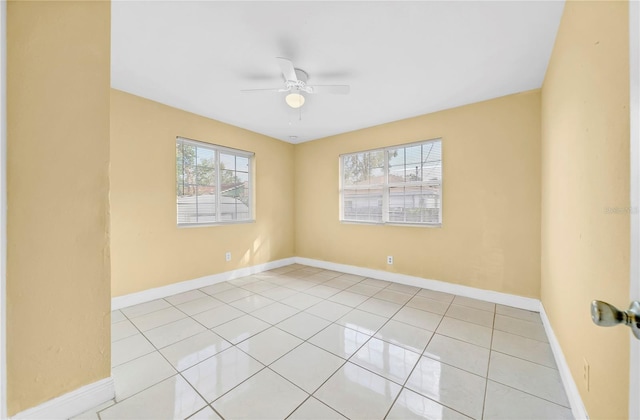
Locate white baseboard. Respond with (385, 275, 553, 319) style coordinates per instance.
(539, 304, 589, 420)
(112, 257, 295, 310)
(294, 257, 541, 311)
(11, 377, 114, 420)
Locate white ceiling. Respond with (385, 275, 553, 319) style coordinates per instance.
(111, 1, 564, 144)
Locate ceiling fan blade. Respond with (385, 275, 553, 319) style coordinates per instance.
(276, 57, 298, 82)
(307, 85, 350, 95)
(240, 87, 289, 93)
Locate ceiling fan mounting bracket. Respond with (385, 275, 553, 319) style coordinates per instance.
(241, 58, 349, 98)
(283, 68, 310, 92)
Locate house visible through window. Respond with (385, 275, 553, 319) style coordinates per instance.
(340, 139, 442, 225)
(176, 137, 254, 225)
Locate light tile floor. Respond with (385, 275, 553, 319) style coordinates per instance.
(75, 264, 573, 420)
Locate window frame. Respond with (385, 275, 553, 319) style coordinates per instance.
(176, 136, 255, 227)
(339, 138, 442, 227)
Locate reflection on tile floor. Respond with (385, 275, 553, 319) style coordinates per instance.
(75, 264, 573, 419)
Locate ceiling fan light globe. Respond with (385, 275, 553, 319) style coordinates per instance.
(285, 93, 305, 109)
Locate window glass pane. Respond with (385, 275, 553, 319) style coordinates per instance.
(388, 186, 404, 222)
(220, 153, 236, 171)
(221, 176, 244, 197)
(366, 150, 385, 185)
(181, 144, 198, 188)
(389, 185, 441, 223)
(221, 169, 237, 187)
(176, 173, 184, 196)
(196, 166, 215, 187)
(423, 142, 441, 161)
(410, 165, 423, 182)
(196, 186, 216, 223)
(343, 151, 385, 186)
(422, 141, 442, 182)
(221, 164, 250, 221)
(388, 142, 442, 184)
(235, 171, 249, 184)
(196, 147, 215, 168)
(422, 162, 441, 182)
(405, 145, 422, 164)
(389, 147, 410, 183)
(221, 191, 250, 221)
(236, 186, 250, 216)
(177, 192, 197, 224)
(236, 156, 249, 172)
(181, 144, 196, 169)
(176, 143, 185, 196)
(343, 153, 365, 186)
(343, 188, 383, 222)
(176, 143, 185, 173)
(388, 164, 405, 182)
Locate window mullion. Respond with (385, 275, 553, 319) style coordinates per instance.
(215, 150, 221, 222)
(339, 156, 344, 220)
(181, 141, 185, 205)
(195, 147, 199, 223)
(383, 149, 389, 223)
(248, 157, 253, 220)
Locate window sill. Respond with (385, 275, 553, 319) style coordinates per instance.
(177, 219, 256, 228)
(340, 220, 442, 228)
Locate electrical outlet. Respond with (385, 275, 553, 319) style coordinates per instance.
(387, 256, 393, 265)
(583, 358, 590, 391)
(225, 252, 231, 262)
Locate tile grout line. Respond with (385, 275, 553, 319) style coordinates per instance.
(381, 294, 482, 420)
(204, 272, 370, 417)
(259, 272, 419, 419)
(331, 284, 475, 419)
(116, 302, 232, 418)
(492, 324, 551, 344)
(102, 307, 184, 417)
(113, 293, 275, 419)
(215, 283, 558, 416)
(106, 265, 560, 419)
(484, 378, 574, 410)
(489, 348, 559, 371)
(198, 270, 375, 418)
(108, 268, 333, 419)
(480, 305, 498, 419)
(381, 297, 450, 420)
(284, 396, 346, 420)
(114, 270, 432, 419)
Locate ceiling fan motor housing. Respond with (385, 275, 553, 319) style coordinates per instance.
(284, 68, 310, 92)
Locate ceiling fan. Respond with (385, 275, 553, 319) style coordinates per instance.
(241, 57, 350, 109)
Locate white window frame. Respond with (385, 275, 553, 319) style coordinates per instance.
(176, 137, 254, 227)
(339, 138, 442, 226)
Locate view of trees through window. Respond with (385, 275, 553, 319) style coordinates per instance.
(176, 138, 252, 225)
(340, 139, 442, 225)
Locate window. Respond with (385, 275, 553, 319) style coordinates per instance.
(340, 139, 442, 225)
(176, 137, 253, 226)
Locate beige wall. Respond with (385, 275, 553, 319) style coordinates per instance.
(6, 0, 111, 415)
(541, 1, 630, 418)
(295, 91, 542, 298)
(110, 90, 295, 297)
(3, 1, 629, 416)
